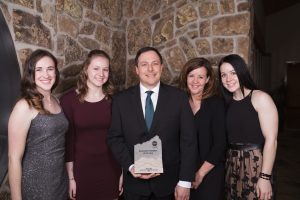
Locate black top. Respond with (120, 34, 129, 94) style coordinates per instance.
(194, 95, 227, 166)
(226, 91, 264, 144)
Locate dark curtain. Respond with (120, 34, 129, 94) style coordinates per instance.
(0, 9, 21, 184)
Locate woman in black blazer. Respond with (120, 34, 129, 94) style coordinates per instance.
(179, 57, 227, 200)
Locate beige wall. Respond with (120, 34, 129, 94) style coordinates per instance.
(124, 0, 252, 86)
(0, 0, 252, 91)
(0, 0, 126, 92)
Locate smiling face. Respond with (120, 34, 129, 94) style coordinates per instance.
(220, 62, 240, 93)
(34, 56, 56, 94)
(187, 67, 209, 97)
(86, 56, 109, 89)
(135, 50, 163, 89)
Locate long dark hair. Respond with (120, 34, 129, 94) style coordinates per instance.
(21, 49, 59, 114)
(218, 54, 257, 103)
(76, 49, 114, 102)
(179, 57, 217, 100)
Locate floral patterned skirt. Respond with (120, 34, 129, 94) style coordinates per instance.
(225, 144, 264, 200)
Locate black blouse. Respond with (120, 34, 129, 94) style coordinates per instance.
(194, 95, 227, 166)
(226, 92, 264, 144)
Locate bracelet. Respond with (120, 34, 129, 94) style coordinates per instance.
(259, 172, 272, 180)
(260, 176, 271, 180)
(260, 172, 272, 178)
(69, 177, 75, 180)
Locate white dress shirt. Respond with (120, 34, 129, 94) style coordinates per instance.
(129, 82, 191, 189)
(139, 82, 159, 117)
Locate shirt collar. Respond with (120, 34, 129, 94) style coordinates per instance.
(140, 82, 160, 95)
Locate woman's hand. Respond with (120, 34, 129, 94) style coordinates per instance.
(256, 178, 272, 200)
(68, 179, 76, 199)
(192, 161, 214, 189)
(119, 173, 123, 196)
(192, 170, 204, 189)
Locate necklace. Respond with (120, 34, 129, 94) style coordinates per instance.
(92, 93, 101, 97)
(85, 92, 105, 103)
(87, 91, 104, 99)
(43, 96, 53, 107)
(43, 101, 52, 107)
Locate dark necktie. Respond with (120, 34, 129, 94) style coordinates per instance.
(145, 91, 154, 131)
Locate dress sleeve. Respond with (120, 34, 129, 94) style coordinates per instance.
(106, 94, 133, 171)
(179, 92, 197, 181)
(60, 92, 76, 162)
(206, 97, 227, 165)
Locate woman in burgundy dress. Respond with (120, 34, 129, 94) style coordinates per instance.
(60, 50, 122, 200)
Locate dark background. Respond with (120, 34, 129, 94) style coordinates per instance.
(0, 10, 21, 184)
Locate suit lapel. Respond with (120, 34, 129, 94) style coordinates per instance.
(131, 85, 148, 131)
(150, 83, 167, 134)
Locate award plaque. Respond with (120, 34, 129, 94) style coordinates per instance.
(134, 135, 163, 173)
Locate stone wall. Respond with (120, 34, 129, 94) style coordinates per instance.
(0, 0, 253, 197)
(0, 0, 126, 93)
(0, 0, 252, 91)
(124, 0, 252, 86)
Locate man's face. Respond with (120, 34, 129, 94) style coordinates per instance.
(136, 50, 163, 89)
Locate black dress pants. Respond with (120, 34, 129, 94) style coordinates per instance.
(124, 190, 175, 200)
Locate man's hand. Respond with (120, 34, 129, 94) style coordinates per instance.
(130, 166, 160, 179)
(174, 185, 190, 200)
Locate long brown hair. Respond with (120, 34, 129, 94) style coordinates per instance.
(179, 57, 217, 100)
(76, 49, 114, 102)
(21, 49, 59, 114)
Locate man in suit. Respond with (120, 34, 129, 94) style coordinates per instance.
(107, 47, 196, 200)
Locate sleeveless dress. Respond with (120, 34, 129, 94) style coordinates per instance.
(22, 112, 68, 200)
(225, 91, 270, 200)
(60, 90, 121, 200)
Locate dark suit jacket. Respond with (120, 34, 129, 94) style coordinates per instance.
(107, 83, 197, 197)
(191, 95, 226, 199)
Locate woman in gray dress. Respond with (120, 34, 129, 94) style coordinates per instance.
(8, 49, 68, 200)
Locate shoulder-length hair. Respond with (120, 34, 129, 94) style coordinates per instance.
(179, 57, 217, 100)
(21, 49, 59, 114)
(76, 49, 114, 102)
(218, 54, 257, 103)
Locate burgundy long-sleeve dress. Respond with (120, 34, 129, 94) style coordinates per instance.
(60, 90, 121, 200)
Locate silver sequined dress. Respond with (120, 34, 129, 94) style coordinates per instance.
(21, 112, 68, 200)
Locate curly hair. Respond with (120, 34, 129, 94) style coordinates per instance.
(21, 49, 59, 114)
(76, 49, 114, 102)
(179, 57, 217, 100)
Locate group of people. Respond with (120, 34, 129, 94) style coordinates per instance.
(8, 46, 278, 200)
